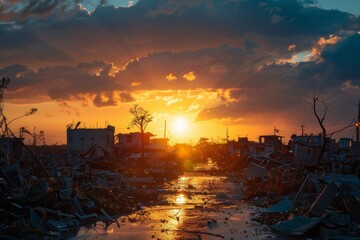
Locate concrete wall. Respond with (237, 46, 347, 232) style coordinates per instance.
(294, 143, 319, 166)
(115, 132, 152, 150)
(338, 138, 352, 151)
(67, 125, 115, 155)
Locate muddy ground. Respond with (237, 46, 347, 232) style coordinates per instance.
(74, 162, 276, 240)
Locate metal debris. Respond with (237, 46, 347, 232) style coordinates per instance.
(271, 216, 321, 236)
(265, 198, 293, 213)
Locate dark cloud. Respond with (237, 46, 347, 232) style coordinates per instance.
(321, 33, 360, 83)
(195, 34, 360, 127)
(115, 45, 253, 90)
(93, 92, 116, 107)
(0, 0, 359, 68)
(0, 0, 359, 132)
(0, 0, 83, 21)
(92, 91, 135, 107)
(20, 0, 60, 19)
(2, 31, 360, 112)
(244, 38, 258, 53)
(0, 45, 252, 102)
(119, 91, 135, 102)
(0, 61, 134, 106)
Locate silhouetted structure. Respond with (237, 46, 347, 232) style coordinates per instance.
(67, 125, 115, 157)
(115, 132, 153, 151)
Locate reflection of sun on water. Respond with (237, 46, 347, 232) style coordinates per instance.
(170, 209, 183, 218)
(179, 176, 188, 182)
(177, 176, 189, 190)
(169, 209, 183, 225)
(175, 194, 187, 204)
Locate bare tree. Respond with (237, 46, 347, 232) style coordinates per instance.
(0, 77, 37, 137)
(0, 77, 50, 177)
(20, 127, 45, 156)
(128, 104, 153, 158)
(303, 85, 355, 163)
(0, 77, 10, 136)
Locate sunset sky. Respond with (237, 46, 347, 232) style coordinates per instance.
(1, 0, 359, 145)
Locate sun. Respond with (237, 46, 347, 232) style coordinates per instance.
(172, 118, 188, 135)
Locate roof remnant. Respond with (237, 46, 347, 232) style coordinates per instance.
(265, 198, 293, 213)
(272, 216, 321, 236)
(308, 182, 340, 218)
(244, 162, 269, 179)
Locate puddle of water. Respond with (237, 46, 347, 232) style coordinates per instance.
(75, 163, 276, 240)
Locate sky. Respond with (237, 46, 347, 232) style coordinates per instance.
(0, 0, 359, 145)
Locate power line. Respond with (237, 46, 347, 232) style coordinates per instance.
(166, 127, 175, 146)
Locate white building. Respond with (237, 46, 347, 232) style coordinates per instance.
(293, 142, 320, 166)
(290, 134, 336, 151)
(290, 134, 337, 165)
(67, 125, 115, 157)
(291, 135, 323, 146)
(227, 136, 282, 156)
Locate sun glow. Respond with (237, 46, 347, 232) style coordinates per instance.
(172, 117, 188, 135)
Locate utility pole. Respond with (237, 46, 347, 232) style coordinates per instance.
(301, 124, 305, 136)
(356, 100, 360, 142)
(164, 120, 167, 149)
(42, 131, 46, 146)
(355, 100, 360, 164)
(226, 127, 229, 142)
(273, 127, 279, 154)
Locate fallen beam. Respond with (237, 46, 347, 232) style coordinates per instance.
(173, 229, 224, 239)
(35, 207, 76, 219)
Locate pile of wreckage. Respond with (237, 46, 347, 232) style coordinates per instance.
(242, 153, 360, 238)
(0, 152, 171, 239)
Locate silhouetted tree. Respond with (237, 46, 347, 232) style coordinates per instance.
(0, 77, 37, 137)
(0, 77, 49, 177)
(303, 85, 355, 164)
(0, 77, 10, 136)
(128, 104, 153, 158)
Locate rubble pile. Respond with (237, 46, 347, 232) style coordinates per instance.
(252, 205, 310, 225)
(240, 151, 360, 238)
(243, 165, 306, 199)
(0, 113, 359, 239)
(0, 155, 173, 239)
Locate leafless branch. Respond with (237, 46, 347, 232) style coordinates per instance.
(303, 80, 354, 164)
(295, 94, 313, 107)
(328, 118, 356, 138)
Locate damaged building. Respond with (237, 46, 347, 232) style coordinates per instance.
(115, 132, 153, 151)
(67, 125, 115, 157)
(0, 137, 24, 166)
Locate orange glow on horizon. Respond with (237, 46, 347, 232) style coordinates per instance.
(4, 89, 303, 145)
